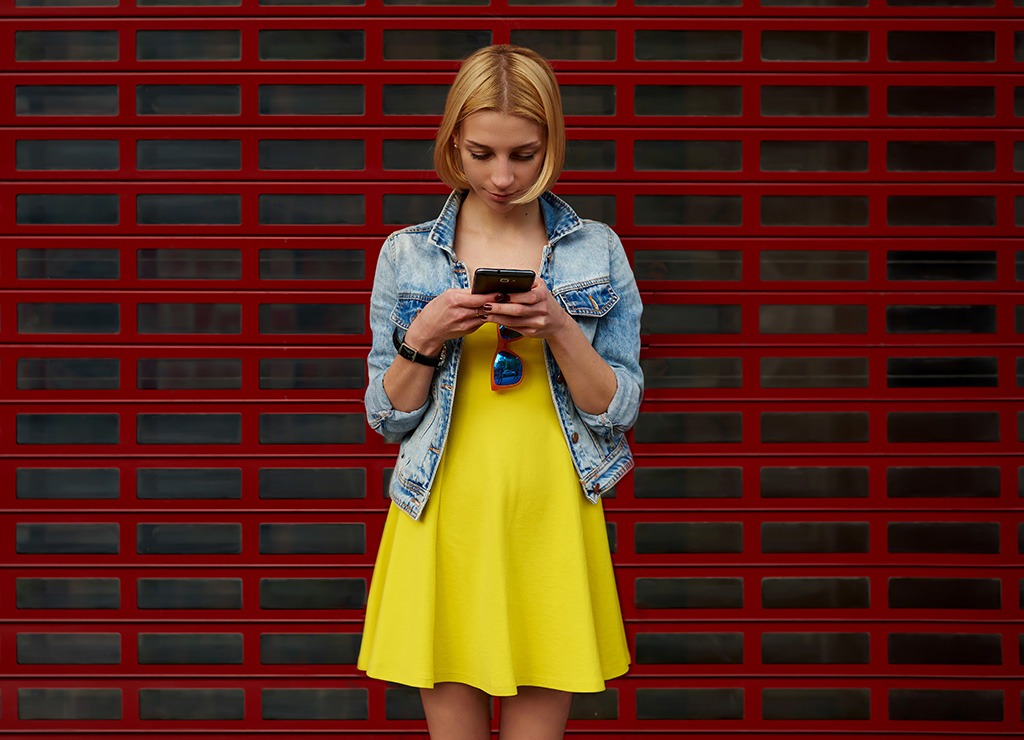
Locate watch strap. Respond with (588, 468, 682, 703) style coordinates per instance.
(392, 327, 446, 368)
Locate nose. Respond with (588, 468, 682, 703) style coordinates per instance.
(491, 157, 514, 189)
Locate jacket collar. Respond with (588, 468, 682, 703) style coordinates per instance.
(428, 190, 584, 255)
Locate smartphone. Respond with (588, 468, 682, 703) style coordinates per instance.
(471, 268, 536, 295)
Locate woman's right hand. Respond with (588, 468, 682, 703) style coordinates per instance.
(402, 288, 494, 356)
(384, 288, 492, 412)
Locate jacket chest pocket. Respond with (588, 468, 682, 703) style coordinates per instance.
(554, 279, 618, 318)
(390, 294, 434, 330)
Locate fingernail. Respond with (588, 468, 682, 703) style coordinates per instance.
(496, 293, 509, 303)
(482, 304, 493, 312)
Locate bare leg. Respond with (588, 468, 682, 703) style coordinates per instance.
(498, 686, 573, 740)
(420, 682, 492, 740)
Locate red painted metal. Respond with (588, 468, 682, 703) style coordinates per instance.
(0, 0, 1020, 737)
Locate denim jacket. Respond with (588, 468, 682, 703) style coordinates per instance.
(365, 190, 643, 520)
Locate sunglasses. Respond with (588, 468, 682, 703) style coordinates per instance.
(491, 324, 524, 391)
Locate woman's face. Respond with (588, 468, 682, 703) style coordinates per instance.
(453, 110, 545, 213)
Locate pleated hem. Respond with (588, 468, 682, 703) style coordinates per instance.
(362, 662, 631, 697)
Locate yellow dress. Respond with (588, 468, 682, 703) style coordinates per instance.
(357, 324, 630, 696)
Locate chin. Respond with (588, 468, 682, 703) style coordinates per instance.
(481, 194, 517, 210)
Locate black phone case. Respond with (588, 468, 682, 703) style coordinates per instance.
(472, 268, 536, 294)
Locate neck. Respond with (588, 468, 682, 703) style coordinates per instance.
(461, 191, 542, 236)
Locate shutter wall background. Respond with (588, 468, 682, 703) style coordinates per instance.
(1, 1, 1022, 737)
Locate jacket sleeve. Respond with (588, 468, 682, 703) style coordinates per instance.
(574, 225, 644, 437)
(364, 234, 430, 443)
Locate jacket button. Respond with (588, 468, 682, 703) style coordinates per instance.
(571, 432, 579, 443)
(556, 372, 564, 384)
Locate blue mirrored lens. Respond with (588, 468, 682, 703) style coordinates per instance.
(492, 350, 523, 386)
(498, 325, 522, 341)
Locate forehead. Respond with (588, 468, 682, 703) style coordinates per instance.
(459, 110, 543, 147)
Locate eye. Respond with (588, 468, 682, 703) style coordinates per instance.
(469, 152, 491, 161)
(514, 153, 537, 161)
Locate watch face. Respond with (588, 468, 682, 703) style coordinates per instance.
(393, 327, 443, 367)
(406, 341, 439, 366)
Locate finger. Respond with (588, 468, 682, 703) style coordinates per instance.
(471, 302, 491, 321)
(510, 285, 546, 305)
(459, 312, 488, 332)
(504, 290, 529, 304)
(460, 292, 499, 307)
(482, 301, 523, 319)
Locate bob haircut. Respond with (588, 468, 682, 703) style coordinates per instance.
(434, 45, 565, 205)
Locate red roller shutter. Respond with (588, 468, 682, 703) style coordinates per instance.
(1, 2, 1021, 737)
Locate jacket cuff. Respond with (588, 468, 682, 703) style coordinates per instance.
(365, 376, 428, 440)
(577, 368, 641, 436)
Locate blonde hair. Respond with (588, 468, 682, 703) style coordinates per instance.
(434, 45, 565, 205)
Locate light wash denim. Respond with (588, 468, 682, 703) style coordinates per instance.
(365, 190, 643, 520)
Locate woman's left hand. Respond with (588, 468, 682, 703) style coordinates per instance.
(483, 278, 571, 339)
(486, 277, 617, 414)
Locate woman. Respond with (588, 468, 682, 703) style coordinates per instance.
(358, 45, 643, 740)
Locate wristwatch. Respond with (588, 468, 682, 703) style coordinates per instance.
(392, 327, 446, 368)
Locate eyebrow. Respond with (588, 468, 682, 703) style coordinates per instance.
(464, 140, 541, 151)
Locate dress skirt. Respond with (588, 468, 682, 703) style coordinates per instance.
(357, 324, 630, 696)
